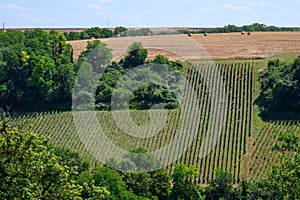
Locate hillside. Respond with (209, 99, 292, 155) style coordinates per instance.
(13, 61, 255, 184)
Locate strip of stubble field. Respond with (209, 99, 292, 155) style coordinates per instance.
(101, 34, 210, 61)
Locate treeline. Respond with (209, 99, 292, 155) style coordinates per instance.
(190, 23, 300, 34)
(64, 27, 153, 41)
(0, 29, 75, 111)
(0, 29, 181, 112)
(1, 118, 299, 199)
(256, 56, 300, 119)
(75, 40, 183, 111)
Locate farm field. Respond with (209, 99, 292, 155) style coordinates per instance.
(11, 57, 300, 184)
(12, 61, 255, 184)
(247, 121, 300, 181)
(4, 26, 300, 190)
(68, 32, 300, 61)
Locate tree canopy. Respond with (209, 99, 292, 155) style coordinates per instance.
(0, 29, 75, 112)
(256, 56, 300, 119)
(0, 117, 82, 199)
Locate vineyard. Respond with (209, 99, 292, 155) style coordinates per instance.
(10, 60, 284, 185)
(247, 121, 300, 181)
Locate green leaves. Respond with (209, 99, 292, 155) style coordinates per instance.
(122, 42, 148, 68)
(0, 120, 82, 199)
(0, 29, 76, 111)
(170, 164, 202, 200)
(257, 56, 300, 118)
(264, 131, 300, 200)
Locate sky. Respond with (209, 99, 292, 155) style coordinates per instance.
(0, 0, 299, 28)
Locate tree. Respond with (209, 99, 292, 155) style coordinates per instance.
(151, 170, 171, 200)
(205, 169, 238, 200)
(0, 46, 28, 110)
(0, 29, 76, 111)
(0, 116, 82, 199)
(265, 130, 300, 199)
(151, 54, 183, 71)
(78, 166, 142, 200)
(114, 26, 128, 36)
(118, 148, 163, 199)
(125, 28, 153, 37)
(130, 81, 179, 110)
(84, 27, 113, 39)
(123, 172, 153, 198)
(122, 42, 148, 68)
(80, 31, 90, 40)
(64, 31, 81, 41)
(78, 40, 112, 74)
(169, 164, 204, 200)
(54, 147, 90, 179)
(256, 56, 300, 118)
(81, 181, 110, 200)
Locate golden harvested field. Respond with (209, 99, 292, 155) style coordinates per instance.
(68, 32, 300, 61)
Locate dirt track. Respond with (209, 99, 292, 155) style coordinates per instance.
(68, 32, 300, 61)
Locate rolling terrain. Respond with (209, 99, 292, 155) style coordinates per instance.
(9, 31, 300, 185)
(12, 61, 256, 184)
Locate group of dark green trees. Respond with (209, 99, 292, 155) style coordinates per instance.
(190, 23, 300, 34)
(1, 116, 299, 199)
(0, 29, 75, 111)
(0, 29, 177, 112)
(64, 27, 153, 41)
(256, 56, 300, 119)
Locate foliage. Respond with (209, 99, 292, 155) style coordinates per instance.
(64, 27, 113, 40)
(169, 164, 204, 200)
(265, 131, 300, 199)
(256, 56, 300, 118)
(0, 29, 75, 112)
(78, 166, 143, 200)
(125, 28, 153, 37)
(192, 23, 300, 34)
(129, 82, 179, 110)
(114, 26, 128, 35)
(108, 148, 170, 199)
(54, 147, 90, 178)
(151, 170, 171, 200)
(121, 42, 148, 68)
(64, 31, 81, 41)
(91, 42, 182, 111)
(77, 40, 112, 73)
(205, 169, 238, 200)
(0, 117, 82, 199)
(64, 27, 152, 41)
(81, 181, 110, 200)
(0, 29, 182, 112)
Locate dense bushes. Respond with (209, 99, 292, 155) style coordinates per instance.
(64, 27, 114, 40)
(0, 29, 181, 112)
(0, 29, 75, 111)
(64, 27, 152, 41)
(192, 23, 300, 34)
(256, 56, 300, 118)
(77, 41, 183, 111)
